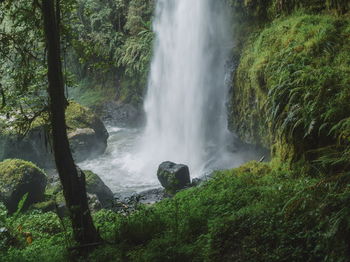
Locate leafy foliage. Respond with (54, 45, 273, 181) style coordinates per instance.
(231, 12, 350, 174)
(2, 162, 350, 261)
(228, 0, 350, 20)
(0, 1, 47, 133)
(0, 209, 70, 262)
(68, 0, 155, 106)
(0, 0, 76, 134)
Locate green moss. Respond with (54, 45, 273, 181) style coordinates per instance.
(9, 101, 97, 135)
(0, 159, 47, 213)
(0, 159, 44, 186)
(229, 0, 349, 21)
(95, 161, 350, 261)
(31, 200, 56, 212)
(84, 170, 100, 190)
(2, 161, 350, 261)
(65, 101, 97, 131)
(55, 191, 65, 204)
(231, 13, 350, 173)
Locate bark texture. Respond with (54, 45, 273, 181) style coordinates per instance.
(41, 0, 101, 245)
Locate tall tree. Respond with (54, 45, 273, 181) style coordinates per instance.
(41, 0, 101, 246)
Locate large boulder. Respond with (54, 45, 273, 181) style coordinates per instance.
(68, 128, 106, 162)
(54, 191, 103, 217)
(47, 168, 114, 212)
(84, 170, 114, 208)
(65, 102, 109, 161)
(0, 159, 47, 213)
(157, 161, 191, 192)
(0, 101, 109, 168)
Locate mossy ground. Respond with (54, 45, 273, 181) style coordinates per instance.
(1, 161, 350, 261)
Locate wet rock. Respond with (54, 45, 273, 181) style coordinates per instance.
(0, 127, 54, 168)
(43, 168, 114, 211)
(137, 188, 170, 204)
(54, 192, 103, 217)
(68, 128, 106, 162)
(113, 188, 170, 214)
(84, 170, 114, 208)
(0, 102, 109, 168)
(0, 159, 47, 213)
(191, 178, 203, 187)
(100, 102, 144, 127)
(56, 201, 68, 218)
(87, 193, 102, 212)
(157, 161, 191, 192)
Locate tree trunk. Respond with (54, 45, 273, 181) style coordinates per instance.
(41, 0, 101, 245)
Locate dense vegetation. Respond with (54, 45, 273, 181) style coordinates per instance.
(230, 13, 350, 173)
(1, 0, 350, 261)
(0, 0, 154, 134)
(67, 0, 154, 107)
(2, 161, 350, 261)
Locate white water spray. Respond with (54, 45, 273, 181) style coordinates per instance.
(80, 0, 254, 193)
(136, 0, 236, 176)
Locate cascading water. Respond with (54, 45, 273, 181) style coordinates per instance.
(80, 0, 255, 193)
(136, 0, 235, 176)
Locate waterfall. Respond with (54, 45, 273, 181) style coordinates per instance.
(80, 0, 256, 193)
(137, 0, 236, 177)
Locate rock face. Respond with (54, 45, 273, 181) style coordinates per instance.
(0, 127, 53, 168)
(68, 128, 106, 162)
(157, 161, 191, 192)
(84, 170, 114, 208)
(49, 168, 114, 213)
(0, 102, 109, 168)
(100, 101, 144, 127)
(65, 102, 109, 159)
(87, 193, 102, 212)
(0, 159, 47, 213)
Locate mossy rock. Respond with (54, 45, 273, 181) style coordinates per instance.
(0, 101, 109, 168)
(228, 0, 349, 22)
(44, 169, 113, 211)
(230, 12, 350, 173)
(157, 161, 191, 193)
(0, 159, 47, 213)
(84, 170, 114, 208)
(66, 101, 109, 162)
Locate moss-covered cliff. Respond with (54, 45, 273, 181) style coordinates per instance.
(228, 0, 350, 174)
